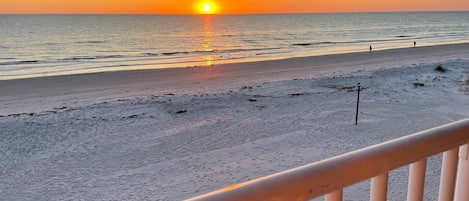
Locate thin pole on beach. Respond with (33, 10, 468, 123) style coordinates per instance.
(355, 83, 361, 125)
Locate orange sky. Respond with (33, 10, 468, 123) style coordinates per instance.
(1, 0, 469, 14)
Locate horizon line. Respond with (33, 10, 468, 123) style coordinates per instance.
(1, 10, 469, 15)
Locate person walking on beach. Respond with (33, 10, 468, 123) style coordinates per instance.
(369, 45, 372, 52)
(414, 41, 416, 47)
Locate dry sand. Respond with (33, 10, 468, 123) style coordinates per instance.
(1, 43, 468, 116)
(1, 43, 469, 200)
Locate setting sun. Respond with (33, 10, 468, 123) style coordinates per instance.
(203, 4, 212, 12)
(196, 1, 219, 14)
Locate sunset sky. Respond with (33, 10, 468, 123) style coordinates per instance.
(1, 0, 469, 14)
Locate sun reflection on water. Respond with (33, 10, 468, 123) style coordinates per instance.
(202, 16, 215, 66)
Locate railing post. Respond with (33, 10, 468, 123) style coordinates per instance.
(407, 159, 427, 201)
(325, 189, 343, 201)
(370, 173, 388, 201)
(438, 148, 459, 201)
(454, 144, 469, 201)
(187, 119, 469, 201)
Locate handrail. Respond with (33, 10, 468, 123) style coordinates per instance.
(186, 118, 469, 201)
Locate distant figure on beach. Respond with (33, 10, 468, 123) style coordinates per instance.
(414, 41, 416, 47)
(369, 45, 372, 52)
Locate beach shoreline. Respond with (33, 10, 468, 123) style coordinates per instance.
(1, 42, 469, 200)
(3, 42, 469, 81)
(3, 13, 469, 81)
(1, 42, 469, 116)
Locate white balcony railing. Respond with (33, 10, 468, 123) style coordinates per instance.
(187, 118, 469, 201)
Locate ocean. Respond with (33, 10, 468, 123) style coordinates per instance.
(1, 12, 469, 80)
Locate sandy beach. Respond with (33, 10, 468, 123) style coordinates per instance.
(1, 43, 469, 200)
(1, 43, 468, 116)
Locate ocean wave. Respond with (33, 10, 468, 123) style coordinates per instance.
(0, 47, 286, 67)
(45, 42, 61, 46)
(97, 50, 137, 53)
(161, 51, 189, 56)
(291, 37, 422, 47)
(142, 53, 159, 56)
(215, 47, 281, 53)
(61, 55, 124, 61)
(0, 55, 127, 66)
(242, 39, 258, 44)
(158, 48, 282, 57)
(341, 37, 416, 44)
(0, 60, 40, 65)
(256, 51, 291, 56)
(292, 42, 335, 46)
(75, 40, 107, 44)
(441, 32, 469, 37)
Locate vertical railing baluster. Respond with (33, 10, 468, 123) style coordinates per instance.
(454, 144, 469, 200)
(370, 173, 388, 201)
(325, 189, 343, 201)
(407, 159, 427, 201)
(438, 148, 459, 201)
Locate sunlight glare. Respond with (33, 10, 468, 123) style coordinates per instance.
(196, 1, 219, 14)
(203, 4, 212, 13)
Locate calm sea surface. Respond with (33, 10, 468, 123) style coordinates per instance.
(1, 12, 469, 80)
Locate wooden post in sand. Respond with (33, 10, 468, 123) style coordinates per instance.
(355, 83, 361, 125)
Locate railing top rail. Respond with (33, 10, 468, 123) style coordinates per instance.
(186, 118, 469, 201)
